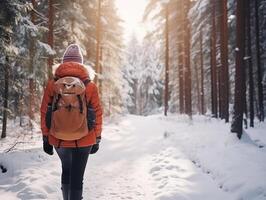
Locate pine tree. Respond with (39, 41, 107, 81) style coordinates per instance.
(0, 0, 24, 138)
(219, 0, 229, 122)
(47, 0, 54, 79)
(95, 0, 102, 86)
(254, 0, 264, 122)
(200, 28, 205, 115)
(231, 0, 246, 139)
(246, 0, 254, 127)
(210, 0, 218, 118)
(164, 3, 170, 116)
(100, 0, 124, 115)
(183, 0, 192, 117)
(178, 0, 185, 114)
(28, 0, 37, 129)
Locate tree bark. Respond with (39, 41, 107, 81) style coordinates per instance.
(194, 59, 201, 113)
(99, 46, 103, 98)
(219, 0, 229, 122)
(1, 55, 10, 139)
(254, 0, 264, 122)
(95, 0, 102, 86)
(178, 0, 184, 114)
(29, 0, 36, 127)
(246, 0, 254, 127)
(164, 4, 169, 116)
(183, 1, 192, 117)
(210, 1, 218, 118)
(47, 0, 54, 79)
(231, 0, 246, 139)
(200, 29, 205, 115)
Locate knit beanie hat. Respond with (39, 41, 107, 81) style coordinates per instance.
(62, 44, 83, 64)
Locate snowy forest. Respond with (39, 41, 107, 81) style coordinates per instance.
(1, 0, 266, 200)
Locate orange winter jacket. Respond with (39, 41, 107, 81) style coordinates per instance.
(40, 62, 103, 148)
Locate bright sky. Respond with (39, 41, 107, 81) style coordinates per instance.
(115, 0, 148, 43)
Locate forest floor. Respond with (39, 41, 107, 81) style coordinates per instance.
(0, 114, 266, 200)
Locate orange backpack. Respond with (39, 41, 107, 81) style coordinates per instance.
(49, 76, 89, 141)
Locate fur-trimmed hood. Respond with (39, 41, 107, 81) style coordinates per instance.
(52, 62, 95, 81)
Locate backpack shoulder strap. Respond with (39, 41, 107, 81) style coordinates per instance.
(54, 76, 59, 81)
(77, 95, 83, 114)
(53, 94, 62, 111)
(83, 79, 90, 86)
(83, 79, 91, 104)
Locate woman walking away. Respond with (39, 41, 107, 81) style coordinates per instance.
(40, 44, 103, 200)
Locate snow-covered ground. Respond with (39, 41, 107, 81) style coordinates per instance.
(1, 114, 266, 200)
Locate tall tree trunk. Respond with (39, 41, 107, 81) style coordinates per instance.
(99, 46, 103, 98)
(200, 29, 205, 115)
(254, 0, 264, 122)
(1, 55, 10, 139)
(219, 0, 229, 122)
(29, 0, 36, 128)
(194, 60, 201, 113)
(134, 80, 138, 114)
(218, 64, 222, 118)
(231, 0, 246, 139)
(47, 0, 54, 79)
(95, 0, 102, 86)
(246, 0, 254, 127)
(183, 1, 192, 117)
(243, 59, 248, 129)
(210, 1, 218, 118)
(164, 4, 169, 116)
(178, 0, 184, 114)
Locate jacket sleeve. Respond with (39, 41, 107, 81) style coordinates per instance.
(87, 83, 103, 138)
(40, 80, 54, 136)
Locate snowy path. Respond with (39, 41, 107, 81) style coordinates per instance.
(84, 115, 232, 200)
(1, 115, 266, 200)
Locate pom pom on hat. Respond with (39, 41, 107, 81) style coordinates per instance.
(62, 44, 83, 64)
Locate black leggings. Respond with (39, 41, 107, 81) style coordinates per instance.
(55, 146, 92, 190)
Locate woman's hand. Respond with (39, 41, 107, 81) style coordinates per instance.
(43, 136, 54, 155)
(90, 136, 101, 154)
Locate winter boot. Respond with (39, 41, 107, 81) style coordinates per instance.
(69, 189, 83, 200)
(61, 184, 69, 200)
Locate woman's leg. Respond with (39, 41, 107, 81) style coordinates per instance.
(55, 147, 72, 200)
(69, 146, 92, 200)
(56, 147, 72, 184)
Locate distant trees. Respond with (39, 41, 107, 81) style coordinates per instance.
(98, 0, 124, 115)
(143, 0, 266, 138)
(143, 0, 172, 116)
(144, 0, 192, 117)
(122, 35, 163, 115)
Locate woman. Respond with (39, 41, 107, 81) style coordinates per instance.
(40, 44, 103, 200)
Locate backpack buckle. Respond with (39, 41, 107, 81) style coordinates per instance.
(65, 104, 72, 111)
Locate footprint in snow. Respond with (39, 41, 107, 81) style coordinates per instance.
(150, 166, 162, 173)
(165, 165, 180, 171)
